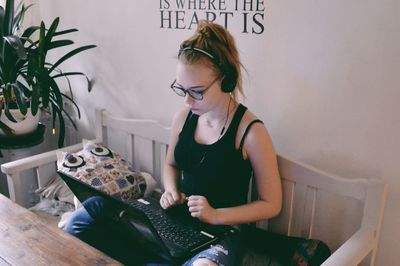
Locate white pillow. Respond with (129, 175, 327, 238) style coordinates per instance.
(35, 175, 75, 204)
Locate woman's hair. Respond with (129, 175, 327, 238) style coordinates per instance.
(178, 20, 245, 99)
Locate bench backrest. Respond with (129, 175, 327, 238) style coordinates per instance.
(270, 156, 387, 253)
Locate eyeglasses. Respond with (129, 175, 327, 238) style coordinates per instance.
(170, 76, 220, 101)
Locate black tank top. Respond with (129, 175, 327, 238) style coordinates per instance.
(174, 104, 253, 208)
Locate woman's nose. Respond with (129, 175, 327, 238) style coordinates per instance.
(184, 93, 194, 105)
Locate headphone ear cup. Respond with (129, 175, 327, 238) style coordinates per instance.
(220, 64, 238, 93)
(221, 76, 236, 93)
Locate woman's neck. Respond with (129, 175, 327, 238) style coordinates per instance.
(203, 96, 236, 128)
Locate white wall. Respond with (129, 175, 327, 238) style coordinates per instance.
(34, 0, 399, 264)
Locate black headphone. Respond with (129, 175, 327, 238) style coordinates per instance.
(178, 45, 237, 93)
(219, 63, 238, 93)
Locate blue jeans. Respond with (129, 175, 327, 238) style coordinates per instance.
(64, 196, 243, 266)
(181, 233, 243, 266)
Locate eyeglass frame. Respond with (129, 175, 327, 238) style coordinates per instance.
(170, 76, 220, 101)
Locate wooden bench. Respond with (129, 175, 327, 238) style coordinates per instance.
(0, 193, 121, 266)
(1, 109, 388, 265)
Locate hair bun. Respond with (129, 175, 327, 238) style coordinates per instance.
(198, 24, 210, 38)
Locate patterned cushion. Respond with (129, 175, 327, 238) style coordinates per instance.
(56, 140, 156, 203)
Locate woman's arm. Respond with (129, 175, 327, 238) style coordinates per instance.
(160, 107, 189, 209)
(188, 120, 282, 225)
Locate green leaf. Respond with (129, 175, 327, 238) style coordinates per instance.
(40, 72, 50, 108)
(0, 7, 5, 39)
(49, 95, 77, 136)
(52, 71, 92, 93)
(49, 102, 66, 148)
(49, 68, 74, 99)
(48, 39, 73, 50)
(51, 101, 56, 128)
(52, 71, 87, 79)
(38, 21, 46, 67)
(49, 45, 96, 73)
(13, 4, 24, 33)
(11, 83, 27, 115)
(3, 84, 17, 122)
(53, 28, 78, 37)
(0, 7, 5, 26)
(4, 35, 27, 60)
(47, 74, 63, 108)
(21, 26, 40, 44)
(13, 4, 33, 34)
(26, 50, 38, 81)
(30, 83, 40, 116)
(0, 56, 5, 75)
(16, 80, 32, 97)
(4, 0, 14, 36)
(44, 17, 60, 51)
(57, 112, 66, 147)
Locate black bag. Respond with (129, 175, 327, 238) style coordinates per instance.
(240, 225, 331, 266)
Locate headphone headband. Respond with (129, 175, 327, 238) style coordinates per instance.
(178, 45, 215, 60)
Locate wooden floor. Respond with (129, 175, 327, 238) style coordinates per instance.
(0, 193, 121, 266)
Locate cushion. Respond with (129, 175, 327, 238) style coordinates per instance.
(56, 139, 157, 204)
(29, 198, 75, 216)
(35, 175, 75, 205)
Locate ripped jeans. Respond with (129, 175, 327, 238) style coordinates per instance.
(182, 232, 243, 266)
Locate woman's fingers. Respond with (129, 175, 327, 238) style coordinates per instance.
(186, 195, 216, 223)
(160, 191, 187, 209)
(187, 196, 205, 216)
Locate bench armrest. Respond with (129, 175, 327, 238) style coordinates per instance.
(1, 143, 83, 175)
(1, 139, 100, 205)
(1, 139, 102, 175)
(322, 227, 376, 266)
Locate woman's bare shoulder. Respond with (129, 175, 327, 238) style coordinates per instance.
(237, 108, 275, 159)
(237, 108, 270, 144)
(239, 108, 264, 130)
(171, 106, 191, 132)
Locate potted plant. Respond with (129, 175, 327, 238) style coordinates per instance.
(0, 0, 96, 147)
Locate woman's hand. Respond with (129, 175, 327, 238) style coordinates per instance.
(187, 195, 218, 224)
(160, 189, 186, 209)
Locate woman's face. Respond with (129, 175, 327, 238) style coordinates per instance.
(175, 60, 223, 115)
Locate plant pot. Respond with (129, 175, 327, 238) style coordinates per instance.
(0, 108, 41, 135)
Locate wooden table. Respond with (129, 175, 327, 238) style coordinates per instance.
(0, 193, 122, 265)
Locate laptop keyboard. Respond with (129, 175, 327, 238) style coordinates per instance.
(130, 199, 212, 248)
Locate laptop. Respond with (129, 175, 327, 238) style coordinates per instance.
(58, 171, 236, 263)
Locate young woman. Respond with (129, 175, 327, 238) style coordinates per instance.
(64, 20, 281, 266)
(160, 20, 282, 265)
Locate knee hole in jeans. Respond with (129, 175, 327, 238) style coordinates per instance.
(192, 258, 218, 266)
